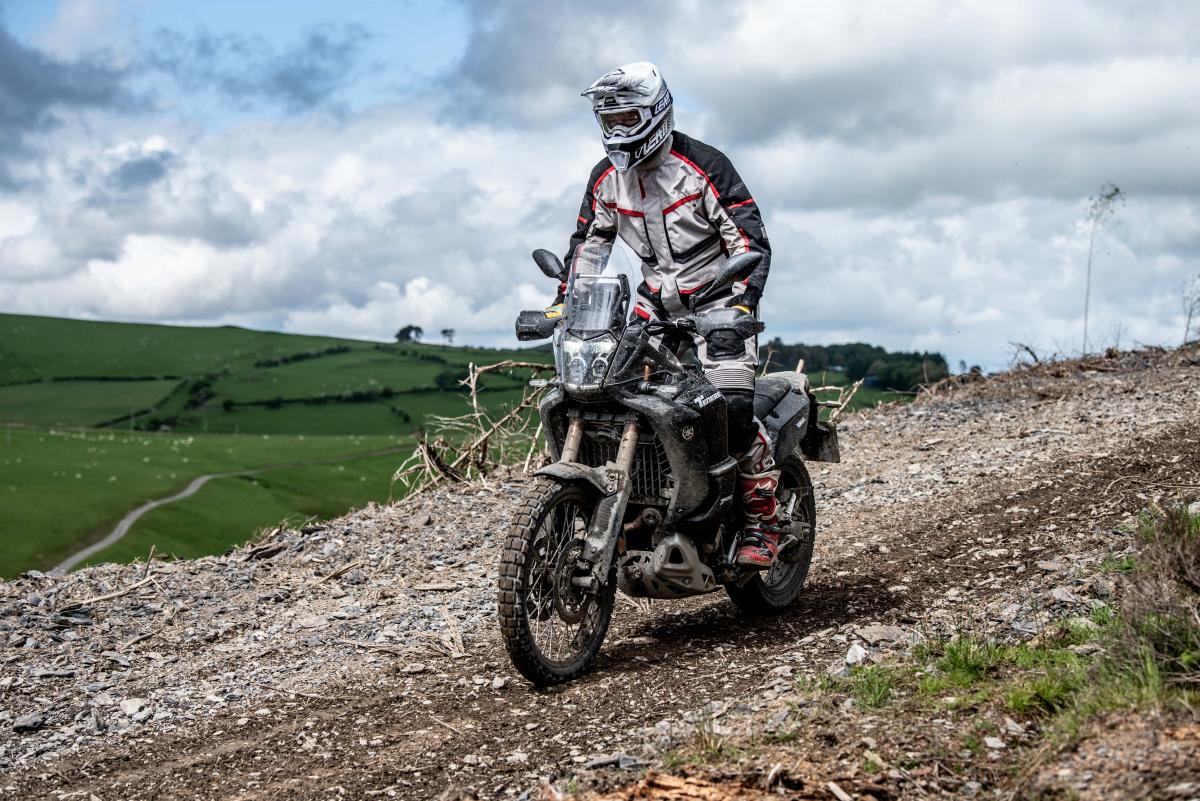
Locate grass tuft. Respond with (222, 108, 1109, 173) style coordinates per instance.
(851, 665, 898, 708)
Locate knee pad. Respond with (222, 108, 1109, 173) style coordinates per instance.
(721, 388, 757, 456)
(705, 329, 746, 360)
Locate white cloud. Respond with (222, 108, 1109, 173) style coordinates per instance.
(1, 1, 1199, 371)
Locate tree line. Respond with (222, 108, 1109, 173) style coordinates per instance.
(759, 339, 951, 392)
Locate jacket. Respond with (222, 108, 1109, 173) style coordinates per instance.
(564, 131, 771, 318)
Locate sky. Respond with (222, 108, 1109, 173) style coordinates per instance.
(1, 0, 1198, 371)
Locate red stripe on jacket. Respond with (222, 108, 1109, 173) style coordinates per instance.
(590, 165, 617, 212)
(662, 193, 702, 215)
(728, 197, 755, 209)
(669, 150, 720, 199)
(603, 201, 645, 218)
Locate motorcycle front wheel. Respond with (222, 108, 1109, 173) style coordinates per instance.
(725, 453, 817, 615)
(498, 478, 616, 686)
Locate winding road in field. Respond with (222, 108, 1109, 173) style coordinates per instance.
(50, 447, 408, 575)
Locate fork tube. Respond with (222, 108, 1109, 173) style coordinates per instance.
(560, 417, 584, 462)
(614, 418, 640, 474)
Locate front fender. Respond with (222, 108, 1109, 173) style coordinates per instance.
(534, 462, 612, 495)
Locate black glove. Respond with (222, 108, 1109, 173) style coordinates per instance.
(725, 286, 760, 313)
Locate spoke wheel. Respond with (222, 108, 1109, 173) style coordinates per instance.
(499, 478, 616, 686)
(726, 454, 817, 615)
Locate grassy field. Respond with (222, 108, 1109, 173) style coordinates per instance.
(77, 451, 406, 568)
(0, 379, 181, 427)
(0, 313, 546, 436)
(0, 426, 410, 577)
(0, 314, 551, 577)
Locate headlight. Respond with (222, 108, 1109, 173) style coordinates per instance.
(562, 334, 616, 390)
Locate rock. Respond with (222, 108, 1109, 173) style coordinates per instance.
(13, 713, 45, 733)
(855, 625, 907, 645)
(30, 667, 75, 678)
(1048, 586, 1080, 604)
(984, 736, 1006, 750)
(1187, 501, 1200, 518)
(401, 663, 427, 674)
(845, 643, 869, 665)
(101, 651, 131, 668)
(119, 698, 145, 717)
(491, 676, 508, 690)
(1035, 560, 1064, 572)
(961, 780, 982, 797)
(505, 751, 528, 764)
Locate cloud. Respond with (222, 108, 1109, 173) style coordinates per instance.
(1, 1, 1199, 371)
(140, 23, 371, 113)
(0, 22, 130, 187)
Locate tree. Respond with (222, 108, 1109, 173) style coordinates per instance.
(395, 324, 423, 343)
(440, 328, 456, 345)
(1183, 274, 1200, 346)
(1082, 182, 1124, 355)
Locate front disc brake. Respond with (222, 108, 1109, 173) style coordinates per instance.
(553, 540, 589, 624)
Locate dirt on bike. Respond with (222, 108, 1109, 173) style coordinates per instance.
(499, 249, 840, 686)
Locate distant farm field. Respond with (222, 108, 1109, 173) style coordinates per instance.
(0, 379, 181, 427)
(0, 314, 547, 577)
(76, 451, 406, 568)
(0, 426, 411, 577)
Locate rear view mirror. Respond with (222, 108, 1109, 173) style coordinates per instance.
(533, 249, 567, 282)
(516, 310, 558, 341)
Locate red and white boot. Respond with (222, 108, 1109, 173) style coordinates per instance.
(735, 470, 782, 569)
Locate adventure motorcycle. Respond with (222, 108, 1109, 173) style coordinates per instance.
(499, 249, 840, 686)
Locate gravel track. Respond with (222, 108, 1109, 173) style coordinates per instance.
(2, 345, 1197, 799)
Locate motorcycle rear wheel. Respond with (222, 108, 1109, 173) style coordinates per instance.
(725, 453, 816, 615)
(498, 478, 617, 686)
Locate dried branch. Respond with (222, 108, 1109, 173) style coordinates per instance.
(829, 378, 864, 423)
(391, 360, 553, 498)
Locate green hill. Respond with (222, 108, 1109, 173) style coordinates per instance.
(0, 314, 546, 435)
(0, 313, 549, 577)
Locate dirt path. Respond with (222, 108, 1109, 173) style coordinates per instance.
(49, 447, 410, 574)
(12, 422, 1198, 799)
(5, 345, 1198, 800)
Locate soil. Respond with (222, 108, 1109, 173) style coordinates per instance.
(2, 344, 1199, 800)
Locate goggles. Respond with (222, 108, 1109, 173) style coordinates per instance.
(597, 106, 649, 136)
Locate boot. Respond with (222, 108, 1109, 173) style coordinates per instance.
(735, 470, 781, 569)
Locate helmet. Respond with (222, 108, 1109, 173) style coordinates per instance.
(582, 61, 674, 172)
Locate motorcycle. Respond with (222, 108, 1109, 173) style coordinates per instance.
(499, 249, 840, 686)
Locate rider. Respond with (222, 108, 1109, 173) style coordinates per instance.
(556, 61, 782, 569)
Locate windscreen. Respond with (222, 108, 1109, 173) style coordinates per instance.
(565, 273, 629, 335)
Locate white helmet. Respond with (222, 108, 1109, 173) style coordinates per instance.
(582, 61, 674, 172)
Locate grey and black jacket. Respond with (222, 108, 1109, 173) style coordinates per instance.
(564, 131, 771, 319)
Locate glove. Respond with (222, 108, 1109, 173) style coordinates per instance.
(725, 284, 761, 315)
(544, 303, 565, 320)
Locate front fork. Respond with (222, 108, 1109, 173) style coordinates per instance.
(569, 414, 638, 592)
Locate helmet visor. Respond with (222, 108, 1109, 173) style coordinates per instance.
(598, 107, 647, 136)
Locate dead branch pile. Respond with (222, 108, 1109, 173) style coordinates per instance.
(391, 360, 554, 497)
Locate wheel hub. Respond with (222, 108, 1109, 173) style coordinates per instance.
(553, 540, 589, 624)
